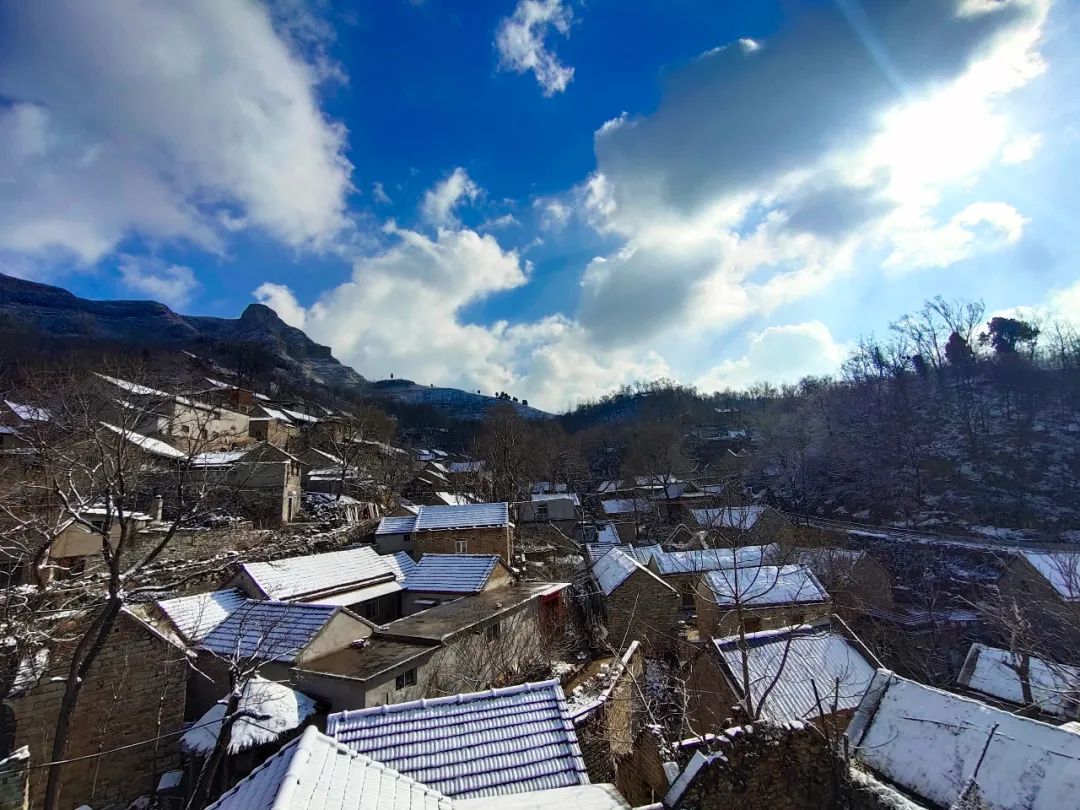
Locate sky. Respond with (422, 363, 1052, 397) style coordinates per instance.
(2, 0, 1079, 412)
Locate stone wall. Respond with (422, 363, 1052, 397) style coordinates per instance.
(576, 644, 644, 789)
(605, 568, 680, 652)
(414, 526, 511, 563)
(0, 748, 29, 810)
(674, 721, 845, 810)
(694, 585, 832, 638)
(9, 612, 187, 810)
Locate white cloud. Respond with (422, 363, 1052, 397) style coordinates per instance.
(572, 0, 1048, 348)
(0, 0, 351, 264)
(534, 197, 571, 230)
(1001, 132, 1043, 163)
(480, 213, 521, 231)
(697, 322, 847, 393)
(495, 0, 575, 97)
(253, 282, 307, 328)
(118, 257, 199, 308)
(885, 201, 1027, 271)
(372, 182, 392, 205)
(421, 168, 481, 228)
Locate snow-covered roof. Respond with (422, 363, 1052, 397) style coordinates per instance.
(447, 461, 485, 474)
(713, 625, 876, 722)
(847, 669, 1080, 810)
(958, 643, 1080, 718)
(650, 545, 777, 576)
(413, 503, 510, 532)
(691, 506, 767, 530)
(595, 523, 620, 545)
(99, 422, 187, 459)
(199, 600, 340, 663)
(280, 407, 320, 424)
(207, 725, 452, 810)
(405, 554, 501, 594)
(600, 498, 652, 516)
(434, 491, 476, 506)
(591, 548, 673, 597)
(529, 492, 581, 506)
(1018, 551, 1080, 600)
(376, 515, 419, 535)
(255, 405, 294, 423)
(454, 785, 629, 809)
(530, 481, 569, 494)
(181, 676, 315, 755)
(191, 449, 248, 467)
(4, 400, 50, 423)
(385, 551, 418, 580)
(326, 679, 588, 800)
(241, 547, 401, 600)
(156, 589, 246, 644)
(701, 565, 828, 607)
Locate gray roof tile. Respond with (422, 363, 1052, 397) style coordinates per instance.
(413, 503, 510, 532)
(156, 588, 246, 644)
(200, 600, 339, 663)
(377, 515, 419, 535)
(702, 565, 828, 606)
(242, 546, 399, 600)
(406, 554, 500, 593)
(326, 680, 588, 800)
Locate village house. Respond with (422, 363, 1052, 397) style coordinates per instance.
(956, 642, 1080, 721)
(846, 669, 1080, 809)
(326, 679, 590, 800)
(246, 403, 301, 447)
(652, 480, 727, 523)
(689, 505, 795, 545)
(590, 548, 679, 651)
(232, 546, 416, 622)
(400, 552, 513, 613)
(205, 724, 633, 810)
(374, 502, 513, 562)
(191, 442, 303, 525)
(646, 545, 778, 608)
(517, 491, 582, 528)
(684, 618, 879, 734)
(7, 608, 188, 810)
(39, 499, 159, 582)
(694, 564, 831, 637)
(292, 581, 569, 710)
(995, 550, 1080, 646)
(794, 546, 894, 618)
(600, 497, 656, 543)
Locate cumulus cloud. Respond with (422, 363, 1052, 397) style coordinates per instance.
(495, 0, 575, 96)
(372, 182, 393, 205)
(0, 0, 351, 264)
(118, 257, 200, 308)
(253, 282, 307, 328)
(696, 322, 848, 393)
(574, 0, 1048, 347)
(421, 168, 482, 228)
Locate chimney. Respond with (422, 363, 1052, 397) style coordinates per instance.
(152, 495, 163, 522)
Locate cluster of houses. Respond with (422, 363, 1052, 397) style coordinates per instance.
(5, 380, 1080, 809)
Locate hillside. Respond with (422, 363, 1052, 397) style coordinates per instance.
(0, 273, 549, 420)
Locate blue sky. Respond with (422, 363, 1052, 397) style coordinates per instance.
(2, 0, 1079, 410)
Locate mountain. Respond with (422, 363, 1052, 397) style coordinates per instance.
(0, 273, 550, 419)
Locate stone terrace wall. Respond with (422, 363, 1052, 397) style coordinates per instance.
(0, 748, 29, 810)
(10, 612, 187, 810)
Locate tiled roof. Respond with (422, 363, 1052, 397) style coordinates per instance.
(377, 515, 419, 535)
(207, 725, 452, 810)
(1018, 551, 1080, 600)
(156, 588, 246, 644)
(702, 565, 828, 607)
(691, 506, 766, 529)
(241, 546, 399, 600)
(594, 523, 620, 545)
(4, 400, 50, 422)
(412, 503, 510, 531)
(200, 600, 339, 663)
(846, 670, 1080, 810)
(385, 551, 419, 580)
(448, 461, 485, 474)
(406, 554, 500, 593)
(591, 548, 672, 597)
(99, 422, 187, 459)
(529, 492, 581, 506)
(650, 545, 777, 576)
(713, 625, 876, 722)
(454, 784, 629, 809)
(182, 675, 316, 755)
(600, 498, 652, 516)
(326, 680, 588, 800)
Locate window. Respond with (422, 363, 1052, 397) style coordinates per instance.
(395, 668, 417, 690)
(455, 539, 467, 553)
(485, 622, 501, 642)
(535, 503, 549, 521)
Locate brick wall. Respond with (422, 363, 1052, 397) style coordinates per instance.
(10, 612, 187, 810)
(694, 583, 832, 638)
(414, 526, 511, 563)
(605, 569, 680, 652)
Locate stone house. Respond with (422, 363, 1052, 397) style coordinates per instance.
(591, 548, 680, 651)
(995, 550, 1080, 647)
(399, 553, 513, 614)
(794, 547, 894, 618)
(197, 443, 304, 525)
(517, 492, 581, 527)
(374, 502, 513, 562)
(292, 582, 569, 710)
(246, 404, 300, 448)
(694, 564, 831, 638)
(956, 642, 1080, 721)
(7, 608, 188, 810)
(689, 505, 795, 546)
(684, 618, 879, 733)
(599, 498, 657, 544)
(646, 545, 778, 608)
